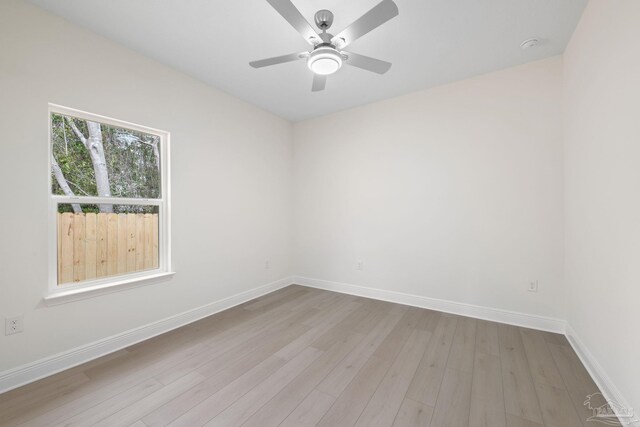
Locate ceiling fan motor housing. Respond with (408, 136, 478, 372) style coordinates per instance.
(314, 10, 334, 30)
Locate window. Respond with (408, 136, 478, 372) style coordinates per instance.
(47, 105, 171, 304)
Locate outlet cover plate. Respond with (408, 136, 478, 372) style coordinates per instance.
(5, 316, 23, 335)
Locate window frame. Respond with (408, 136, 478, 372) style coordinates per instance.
(45, 104, 173, 305)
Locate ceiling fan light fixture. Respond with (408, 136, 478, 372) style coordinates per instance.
(307, 47, 342, 75)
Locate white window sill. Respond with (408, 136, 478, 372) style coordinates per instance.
(44, 272, 175, 306)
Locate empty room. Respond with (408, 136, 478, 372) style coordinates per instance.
(0, 0, 638, 426)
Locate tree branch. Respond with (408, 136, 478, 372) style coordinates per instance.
(51, 154, 82, 213)
(65, 117, 87, 147)
(65, 179, 91, 196)
(139, 140, 160, 170)
(62, 117, 69, 155)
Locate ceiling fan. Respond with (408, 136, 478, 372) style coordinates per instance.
(249, 0, 399, 92)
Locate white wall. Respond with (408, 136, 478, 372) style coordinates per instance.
(0, 1, 293, 372)
(564, 0, 640, 414)
(293, 57, 564, 319)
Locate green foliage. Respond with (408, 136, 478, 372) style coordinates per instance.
(58, 203, 100, 213)
(51, 113, 161, 214)
(58, 204, 158, 214)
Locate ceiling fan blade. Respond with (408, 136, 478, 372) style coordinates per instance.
(266, 0, 322, 45)
(312, 74, 327, 92)
(250, 52, 307, 68)
(343, 52, 392, 74)
(331, 0, 398, 49)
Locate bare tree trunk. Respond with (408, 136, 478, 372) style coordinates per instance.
(85, 121, 112, 212)
(51, 155, 81, 213)
(67, 118, 113, 213)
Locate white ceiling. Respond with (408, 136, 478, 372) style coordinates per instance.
(30, 0, 587, 121)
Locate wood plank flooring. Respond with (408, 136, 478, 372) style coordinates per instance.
(0, 285, 612, 427)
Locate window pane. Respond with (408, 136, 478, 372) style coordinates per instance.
(51, 113, 161, 199)
(57, 204, 159, 285)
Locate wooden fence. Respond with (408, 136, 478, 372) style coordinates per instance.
(57, 212, 159, 285)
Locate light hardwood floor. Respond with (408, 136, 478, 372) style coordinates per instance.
(0, 285, 614, 427)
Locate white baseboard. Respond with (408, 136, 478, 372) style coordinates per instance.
(294, 276, 566, 333)
(565, 323, 639, 427)
(0, 276, 294, 394)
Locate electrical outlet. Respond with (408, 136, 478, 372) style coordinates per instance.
(264, 260, 270, 270)
(356, 260, 364, 271)
(5, 316, 23, 335)
(528, 281, 539, 293)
